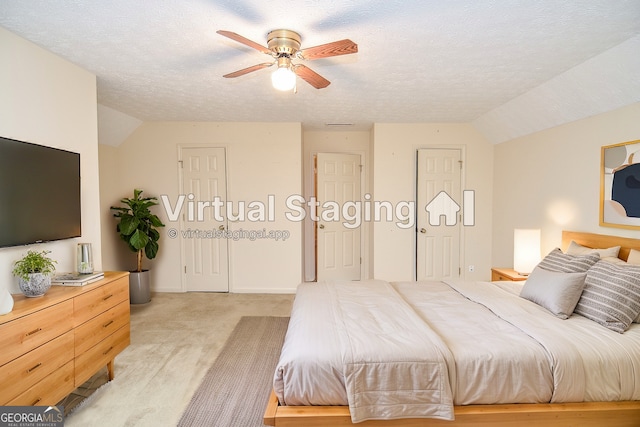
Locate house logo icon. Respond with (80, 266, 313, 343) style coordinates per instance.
(425, 190, 475, 226)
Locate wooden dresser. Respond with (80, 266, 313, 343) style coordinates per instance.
(0, 271, 130, 406)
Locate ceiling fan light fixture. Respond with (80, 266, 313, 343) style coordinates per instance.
(271, 57, 296, 91)
(218, 29, 358, 90)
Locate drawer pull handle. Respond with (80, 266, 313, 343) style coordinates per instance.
(103, 294, 113, 301)
(103, 346, 114, 356)
(103, 320, 114, 328)
(28, 363, 42, 373)
(26, 327, 42, 336)
(31, 398, 41, 405)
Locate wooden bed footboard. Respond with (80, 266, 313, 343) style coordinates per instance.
(264, 390, 640, 427)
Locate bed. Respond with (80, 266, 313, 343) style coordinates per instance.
(264, 231, 640, 426)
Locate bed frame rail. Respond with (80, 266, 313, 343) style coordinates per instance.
(265, 391, 640, 427)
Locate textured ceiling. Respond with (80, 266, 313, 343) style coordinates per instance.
(1, 1, 639, 144)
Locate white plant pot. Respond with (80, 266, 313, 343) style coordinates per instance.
(18, 273, 52, 297)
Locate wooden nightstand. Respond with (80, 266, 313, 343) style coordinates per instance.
(491, 268, 528, 282)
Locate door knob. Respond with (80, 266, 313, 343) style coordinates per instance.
(319, 224, 325, 229)
(420, 228, 427, 234)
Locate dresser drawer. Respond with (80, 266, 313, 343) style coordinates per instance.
(75, 324, 130, 386)
(6, 360, 74, 406)
(0, 300, 73, 367)
(0, 331, 74, 405)
(75, 300, 130, 356)
(74, 276, 129, 326)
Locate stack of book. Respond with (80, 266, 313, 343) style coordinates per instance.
(52, 271, 105, 286)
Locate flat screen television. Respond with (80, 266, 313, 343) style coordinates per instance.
(0, 136, 81, 248)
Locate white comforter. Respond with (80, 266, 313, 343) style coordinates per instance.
(328, 281, 454, 421)
(273, 279, 640, 422)
(445, 280, 640, 402)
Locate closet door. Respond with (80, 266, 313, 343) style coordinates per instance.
(180, 147, 229, 292)
(316, 152, 362, 281)
(416, 148, 462, 281)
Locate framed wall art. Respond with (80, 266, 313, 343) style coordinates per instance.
(600, 139, 640, 230)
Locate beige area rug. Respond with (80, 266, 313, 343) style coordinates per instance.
(177, 316, 289, 427)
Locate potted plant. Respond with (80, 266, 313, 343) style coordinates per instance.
(12, 250, 57, 297)
(111, 189, 165, 304)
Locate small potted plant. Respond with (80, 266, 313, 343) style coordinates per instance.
(12, 250, 57, 297)
(111, 189, 165, 304)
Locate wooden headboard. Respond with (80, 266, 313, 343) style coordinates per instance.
(561, 230, 640, 261)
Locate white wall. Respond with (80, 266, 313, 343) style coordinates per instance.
(99, 144, 131, 273)
(492, 102, 640, 267)
(0, 27, 101, 294)
(372, 123, 495, 281)
(99, 122, 303, 293)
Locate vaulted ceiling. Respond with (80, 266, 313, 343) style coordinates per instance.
(1, 1, 639, 145)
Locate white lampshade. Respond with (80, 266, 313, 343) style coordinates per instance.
(271, 67, 296, 91)
(514, 229, 541, 275)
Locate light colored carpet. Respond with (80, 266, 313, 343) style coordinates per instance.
(64, 292, 294, 427)
(178, 316, 289, 427)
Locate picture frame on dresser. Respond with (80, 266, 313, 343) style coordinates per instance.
(600, 139, 640, 230)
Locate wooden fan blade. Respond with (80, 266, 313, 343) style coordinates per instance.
(299, 39, 358, 60)
(217, 30, 271, 55)
(223, 62, 273, 78)
(294, 65, 330, 89)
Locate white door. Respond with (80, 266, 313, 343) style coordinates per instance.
(180, 147, 229, 292)
(416, 148, 462, 280)
(316, 153, 361, 281)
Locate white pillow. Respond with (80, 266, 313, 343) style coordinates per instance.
(566, 240, 620, 259)
(520, 267, 587, 319)
(601, 249, 640, 267)
(628, 248, 640, 265)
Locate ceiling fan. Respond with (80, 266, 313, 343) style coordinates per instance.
(217, 29, 358, 91)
